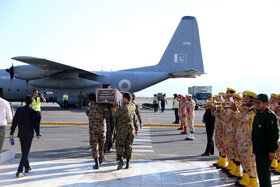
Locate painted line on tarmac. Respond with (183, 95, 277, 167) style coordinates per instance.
(144, 124, 205, 128)
(7, 122, 89, 126)
(7, 122, 205, 127)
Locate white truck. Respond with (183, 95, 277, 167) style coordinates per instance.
(188, 86, 212, 109)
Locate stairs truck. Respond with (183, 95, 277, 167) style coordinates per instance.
(188, 86, 212, 109)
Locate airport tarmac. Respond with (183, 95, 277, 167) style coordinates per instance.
(2, 102, 280, 186)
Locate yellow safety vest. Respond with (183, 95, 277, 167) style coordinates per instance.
(173, 98, 179, 109)
(63, 95, 69, 101)
(32, 97, 41, 111)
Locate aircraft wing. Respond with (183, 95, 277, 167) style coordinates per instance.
(12, 56, 100, 76)
(169, 69, 203, 78)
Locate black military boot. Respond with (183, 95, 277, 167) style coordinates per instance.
(126, 158, 130, 169)
(93, 158, 99, 169)
(117, 156, 125, 170)
(99, 157, 104, 164)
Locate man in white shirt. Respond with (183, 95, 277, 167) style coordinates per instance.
(0, 97, 13, 151)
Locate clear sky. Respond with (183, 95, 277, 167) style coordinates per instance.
(0, 0, 280, 97)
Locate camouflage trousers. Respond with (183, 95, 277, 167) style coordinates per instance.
(89, 125, 106, 159)
(179, 112, 183, 126)
(105, 117, 115, 151)
(238, 141, 257, 178)
(116, 128, 134, 159)
(187, 116, 194, 132)
(214, 119, 226, 156)
(182, 114, 186, 129)
(225, 122, 237, 160)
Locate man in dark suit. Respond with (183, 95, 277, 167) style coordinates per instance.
(201, 95, 215, 156)
(9, 95, 41, 178)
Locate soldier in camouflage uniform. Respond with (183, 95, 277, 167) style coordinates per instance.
(222, 93, 241, 173)
(210, 95, 227, 168)
(234, 91, 258, 186)
(186, 94, 196, 140)
(113, 93, 137, 170)
(131, 94, 142, 129)
(86, 93, 110, 169)
(105, 112, 115, 153)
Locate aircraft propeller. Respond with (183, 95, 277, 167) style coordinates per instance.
(6, 64, 14, 79)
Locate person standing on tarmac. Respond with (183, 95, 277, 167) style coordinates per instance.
(113, 93, 137, 170)
(153, 94, 159, 112)
(161, 94, 167, 113)
(78, 91, 84, 110)
(32, 90, 46, 125)
(173, 94, 179, 124)
(0, 97, 13, 152)
(86, 93, 110, 169)
(10, 95, 41, 178)
(201, 95, 215, 156)
(131, 94, 142, 129)
(252, 94, 280, 187)
(63, 92, 69, 110)
(185, 94, 196, 140)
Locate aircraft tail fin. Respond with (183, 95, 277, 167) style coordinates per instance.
(157, 16, 204, 77)
(127, 16, 204, 78)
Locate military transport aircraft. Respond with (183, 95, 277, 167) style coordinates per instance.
(0, 16, 204, 106)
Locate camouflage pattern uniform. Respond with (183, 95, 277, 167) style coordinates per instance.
(236, 106, 257, 178)
(105, 112, 115, 152)
(229, 110, 239, 161)
(214, 109, 226, 156)
(86, 103, 109, 159)
(187, 99, 196, 132)
(270, 103, 278, 112)
(178, 96, 184, 127)
(224, 108, 238, 160)
(113, 103, 136, 159)
(132, 101, 142, 128)
(180, 97, 187, 131)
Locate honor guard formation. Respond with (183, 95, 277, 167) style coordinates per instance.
(207, 88, 280, 187)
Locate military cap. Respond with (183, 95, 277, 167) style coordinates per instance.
(123, 92, 131, 101)
(242, 90, 250, 97)
(271, 93, 278, 98)
(233, 93, 242, 100)
(219, 92, 225, 96)
(254, 94, 269, 103)
(247, 91, 257, 99)
(227, 87, 236, 93)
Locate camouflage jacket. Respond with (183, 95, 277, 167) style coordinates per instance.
(132, 101, 142, 129)
(113, 103, 136, 131)
(86, 103, 110, 127)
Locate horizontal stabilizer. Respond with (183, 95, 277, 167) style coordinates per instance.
(169, 69, 203, 78)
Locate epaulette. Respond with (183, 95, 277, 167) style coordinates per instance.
(268, 110, 272, 114)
